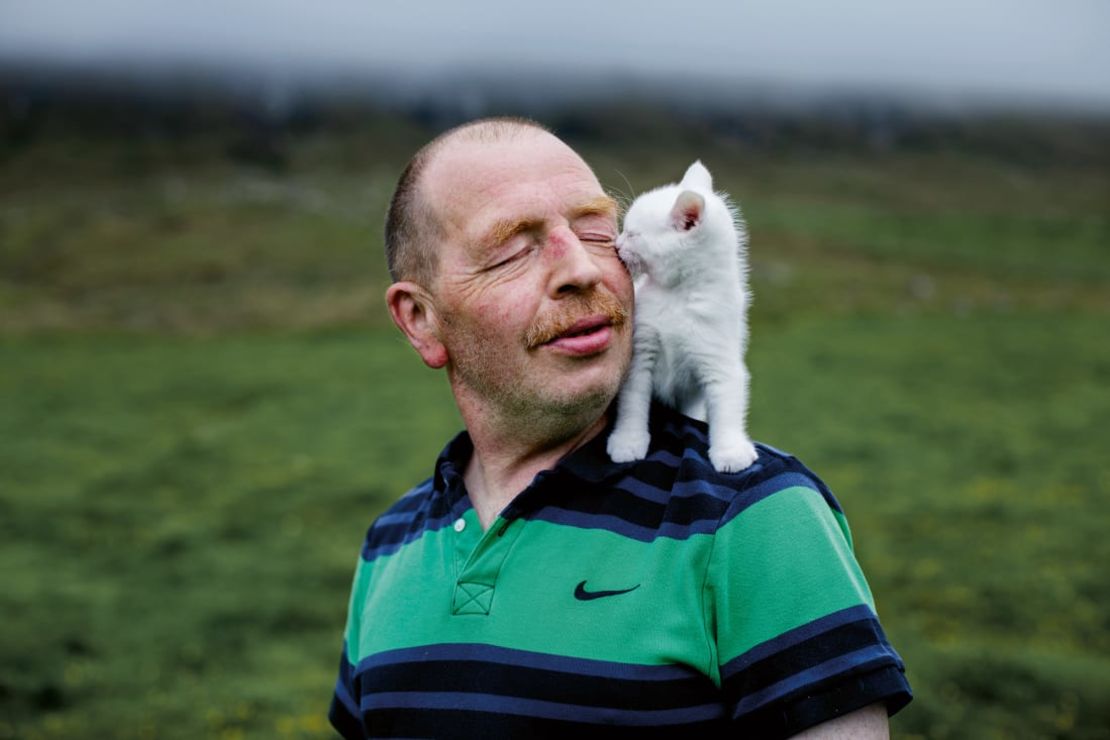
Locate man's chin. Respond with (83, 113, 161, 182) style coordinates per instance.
(539, 373, 622, 419)
(551, 344, 629, 413)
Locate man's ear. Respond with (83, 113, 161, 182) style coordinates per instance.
(386, 282, 448, 369)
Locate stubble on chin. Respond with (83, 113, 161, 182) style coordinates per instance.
(443, 309, 630, 438)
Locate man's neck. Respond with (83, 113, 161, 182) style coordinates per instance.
(456, 399, 609, 531)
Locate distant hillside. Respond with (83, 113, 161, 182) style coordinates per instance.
(3, 60, 1109, 169)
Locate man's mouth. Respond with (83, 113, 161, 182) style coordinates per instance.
(541, 315, 615, 356)
(524, 290, 628, 355)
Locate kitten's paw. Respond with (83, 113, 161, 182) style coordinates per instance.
(607, 429, 651, 463)
(709, 439, 759, 473)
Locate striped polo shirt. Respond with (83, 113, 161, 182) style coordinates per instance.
(329, 404, 911, 738)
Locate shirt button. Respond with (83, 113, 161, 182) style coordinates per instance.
(453, 517, 466, 533)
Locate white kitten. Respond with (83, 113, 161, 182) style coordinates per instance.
(607, 161, 758, 473)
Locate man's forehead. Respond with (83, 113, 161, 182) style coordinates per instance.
(422, 133, 607, 233)
(428, 128, 572, 178)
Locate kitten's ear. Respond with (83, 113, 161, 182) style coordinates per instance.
(670, 190, 705, 232)
(680, 160, 713, 191)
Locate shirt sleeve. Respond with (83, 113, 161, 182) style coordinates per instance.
(328, 556, 370, 739)
(705, 480, 912, 738)
(328, 641, 363, 739)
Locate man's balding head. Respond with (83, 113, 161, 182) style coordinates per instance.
(383, 116, 633, 440)
(384, 117, 553, 286)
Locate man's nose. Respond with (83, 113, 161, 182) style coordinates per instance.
(545, 226, 604, 296)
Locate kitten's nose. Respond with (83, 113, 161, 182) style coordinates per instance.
(617, 231, 638, 250)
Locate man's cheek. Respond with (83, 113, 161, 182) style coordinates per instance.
(490, 297, 532, 334)
(603, 261, 634, 299)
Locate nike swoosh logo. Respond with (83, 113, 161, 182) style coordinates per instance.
(574, 580, 641, 601)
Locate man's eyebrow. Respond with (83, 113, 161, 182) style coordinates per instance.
(479, 195, 618, 249)
(569, 194, 619, 221)
(483, 216, 546, 248)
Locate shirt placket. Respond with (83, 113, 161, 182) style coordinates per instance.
(447, 470, 564, 617)
(449, 508, 529, 617)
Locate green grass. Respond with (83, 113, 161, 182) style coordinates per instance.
(3, 317, 1107, 739)
(1, 124, 1109, 738)
(750, 315, 1110, 739)
(0, 330, 460, 739)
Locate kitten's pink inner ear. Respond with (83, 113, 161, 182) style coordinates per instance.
(670, 190, 705, 232)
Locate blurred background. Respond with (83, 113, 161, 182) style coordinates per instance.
(1, 1, 1107, 738)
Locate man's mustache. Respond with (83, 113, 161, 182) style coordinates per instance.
(524, 291, 629, 349)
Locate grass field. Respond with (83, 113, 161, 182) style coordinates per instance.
(2, 118, 1108, 738)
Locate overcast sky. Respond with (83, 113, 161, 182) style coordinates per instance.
(2, 0, 1108, 110)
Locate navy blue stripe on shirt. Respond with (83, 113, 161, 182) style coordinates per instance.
(360, 464, 841, 556)
(329, 643, 363, 740)
(357, 406, 848, 558)
(721, 605, 881, 680)
(360, 691, 726, 726)
(359, 660, 716, 711)
(660, 415, 709, 444)
(346, 643, 728, 732)
(733, 644, 900, 717)
(609, 461, 815, 506)
(360, 482, 470, 563)
(720, 607, 909, 726)
(333, 674, 359, 718)
(527, 485, 727, 530)
(361, 708, 727, 738)
(529, 506, 723, 541)
(736, 664, 912, 740)
(354, 643, 701, 682)
(530, 470, 829, 537)
(328, 696, 362, 740)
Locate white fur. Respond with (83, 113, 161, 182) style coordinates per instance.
(607, 161, 758, 472)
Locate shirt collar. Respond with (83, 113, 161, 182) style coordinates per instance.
(431, 406, 641, 501)
(430, 430, 473, 512)
(553, 409, 640, 485)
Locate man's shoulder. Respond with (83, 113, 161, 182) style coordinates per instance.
(356, 477, 441, 563)
(355, 429, 473, 562)
(638, 404, 845, 525)
(379, 476, 438, 518)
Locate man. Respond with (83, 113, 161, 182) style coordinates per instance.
(329, 117, 911, 738)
